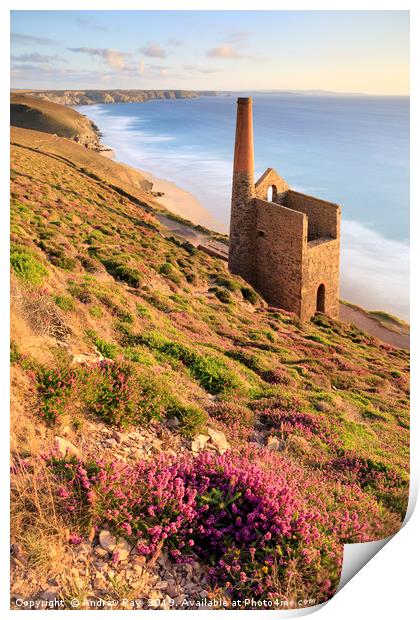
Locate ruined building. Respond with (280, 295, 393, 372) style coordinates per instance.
(228, 97, 341, 321)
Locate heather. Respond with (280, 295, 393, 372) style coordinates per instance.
(47, 447, 398, 602)
(10, 131, 409, 608)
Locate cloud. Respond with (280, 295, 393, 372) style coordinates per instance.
(167, 37, 182, 47)
(75, 16, 108, 31)
(68, 47, 129, 70)
(11, 33, 56, 45)
(226, 30, 252, 43)
(184, 64, 219, 74)
(11, 53, 61, 63)
(138, 60, 145, 75)
(139, 42, 167, 58)
(207, 44, 247, 60)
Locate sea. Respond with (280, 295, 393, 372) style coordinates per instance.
(77, 93, 410, 320)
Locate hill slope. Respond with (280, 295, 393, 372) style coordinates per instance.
(11, 94, 102, 149)
(10, 129, 409, 609)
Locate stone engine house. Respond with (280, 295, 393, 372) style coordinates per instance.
(228, 97, 341, 321)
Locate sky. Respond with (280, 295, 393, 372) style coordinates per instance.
(10, 10, 409, 95)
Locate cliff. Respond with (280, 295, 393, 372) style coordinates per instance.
(12, 89, 218, 106)
(11, 94, 103, 149)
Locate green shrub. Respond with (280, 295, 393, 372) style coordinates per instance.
(68, 282, 94, 304)
(136, 303, 152, 318)
(214, 288, 232, 304)
(214, 276, 237, 291)
(161, 342, 239, 395)
(102, 259, 141, 288)
(10, 341, 21, 364)
(79, 255, 101, 273)
(226, 349, 265, 373)
(54, 295, 75, 312)
(89, 306, 103, 318)
(241, 286, 259, 305)
(167, 400, 207, 437)
(93, 338, 119, 360)
(51, 255, 77, 271)
(159, 262, 181, 284)
(10, 246, 47, 285)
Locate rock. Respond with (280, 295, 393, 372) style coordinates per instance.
(114, 537, 132, 561)
(166, 416, 180, 429)
(104, 438, 117, 448)
(11, 543, 28, 565)
(41, 589, 59, 602)
(155, 580, 168, 590)
(132, 555, 146, 567)
(191, 434, 209, 453)
(72, 352, 102, 365)
(95, 546, 108, 558)
(54, 436, 79, 457)
(266, 435, 281, 450)
(99, 530, 116, 552)
(207, 428, 230, 454)
(166, 582, 180, 598)
(60, 425, 71, 437)
(112, 430, 125, 444)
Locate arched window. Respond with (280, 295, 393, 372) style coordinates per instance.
(267, 185, 278, 202)
(316, 284, 326, 313)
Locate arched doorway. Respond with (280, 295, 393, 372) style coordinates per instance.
(316, 284, 326, 313)
(267, 185, 278, 202)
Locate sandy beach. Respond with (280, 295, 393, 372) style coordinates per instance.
(98, 145, 226, 233)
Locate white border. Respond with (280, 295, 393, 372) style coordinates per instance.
(1, 2, 417, 619)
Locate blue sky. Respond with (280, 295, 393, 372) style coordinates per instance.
(10, 10, 409, 94)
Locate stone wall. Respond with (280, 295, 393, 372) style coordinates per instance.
(284, 190, 339, 241)
(254, 168, 289, 202)
(301, 237, 341, 321)
(254, 198, 306, 315)
(228, 171, 256, 284)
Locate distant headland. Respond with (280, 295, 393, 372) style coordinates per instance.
(10, 89, 218, 106)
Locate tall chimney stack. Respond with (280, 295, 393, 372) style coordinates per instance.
(233, 97, 254, 176)
(228, 97, 256, 283)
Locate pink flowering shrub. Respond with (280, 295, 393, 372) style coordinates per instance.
(36, 367, 77, 424)
(35, 360, 172, 429)
(47, 446, 400, 601)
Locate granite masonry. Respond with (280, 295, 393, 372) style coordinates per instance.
(228, 97, 341, 321)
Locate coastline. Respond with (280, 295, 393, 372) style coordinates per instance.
(97, 141, 227, 234)
(90, 109, 409, 344)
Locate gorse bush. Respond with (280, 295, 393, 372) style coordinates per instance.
(159, 262, 182, 285)
(11, 246, 48, 285)
(241, 286, 259, 305)
(160, 342, 239, 394)
(126, 333, 239, 395)
(102, 259, 141, 288)
(54, 295, 75, 312)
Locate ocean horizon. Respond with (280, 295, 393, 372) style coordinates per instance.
(77, 93, 409, 320)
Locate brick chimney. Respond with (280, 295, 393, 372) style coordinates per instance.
(228, 97, 256, 283)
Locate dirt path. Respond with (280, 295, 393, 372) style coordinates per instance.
(339, 303, 409, 350)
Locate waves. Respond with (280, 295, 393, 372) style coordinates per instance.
(79, 98, 409, 320)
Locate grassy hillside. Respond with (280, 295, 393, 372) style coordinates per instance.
(11, 94, 100, 148)
(10, 129, 409, 609)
